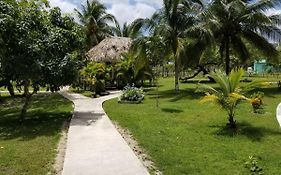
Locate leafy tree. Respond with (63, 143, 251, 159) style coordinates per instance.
(0, 0, 18, 96)
(75, 0, 116, 49)
(197, 68, 267, 129)
(112, 19, 145, 39)
(203, 0, 281, 75)
(0, 0, 83, 121)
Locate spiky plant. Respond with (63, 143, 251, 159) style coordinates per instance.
(196, 68, 267, 128)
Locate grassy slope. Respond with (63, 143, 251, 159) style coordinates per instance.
(104, 77, 281, 175)
(0, 93, 73, 175)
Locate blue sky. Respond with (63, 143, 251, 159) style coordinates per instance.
(49, 0, 281, 24)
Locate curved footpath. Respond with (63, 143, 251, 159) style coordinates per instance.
(59, 90, 149, 175)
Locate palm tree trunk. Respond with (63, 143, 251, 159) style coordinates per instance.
(225, 37, 230, 75)
(227, 115, 237, 129)
(227, 108, 237, 129)
(175, 54, 179, 91)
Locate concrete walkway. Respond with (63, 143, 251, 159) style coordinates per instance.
(59, 90, 149, 175)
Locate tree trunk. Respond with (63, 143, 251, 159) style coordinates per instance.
(20, 80, 34, 122)
(227, 115, 237, 129)
(7, 81, 15, 97)
(174, 55, 180, 91)
(20, 94, 32, 122)
(225, 37, 230, 75)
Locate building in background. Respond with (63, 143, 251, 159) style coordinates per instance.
(254, 60, 281, 74)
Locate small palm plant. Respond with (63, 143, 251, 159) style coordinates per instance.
(196, 68, 266, 129)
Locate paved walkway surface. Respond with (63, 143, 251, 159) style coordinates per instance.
(59, 90, 149, 175)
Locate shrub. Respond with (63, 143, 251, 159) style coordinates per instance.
(118, 84, 144, 103)
(250, 92, 264, 113)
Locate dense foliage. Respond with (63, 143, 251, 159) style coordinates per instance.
(0, 0, 84, 119)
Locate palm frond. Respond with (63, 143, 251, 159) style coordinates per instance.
(199, 93, 219, 104)
(229, 68, 244, 92)
(209, 70, 230, 95)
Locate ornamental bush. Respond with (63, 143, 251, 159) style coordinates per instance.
(118, 84, 144, 103)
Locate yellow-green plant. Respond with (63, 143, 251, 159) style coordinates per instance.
(196, 68, 267, 129)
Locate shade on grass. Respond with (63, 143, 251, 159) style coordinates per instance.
(0, 93, 73, 175)
(104, 77, 281, 175)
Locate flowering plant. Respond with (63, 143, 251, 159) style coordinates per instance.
(250, 92, 264, 113)
(118, 84, 144, 103)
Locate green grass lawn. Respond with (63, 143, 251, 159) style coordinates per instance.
(104, 77, 281, 175)
(0, 93, 73, 175)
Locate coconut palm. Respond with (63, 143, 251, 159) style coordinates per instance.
(112, 19, 145, 39)
(203, 0, 281, 75)
(147, 0, 203, 91)
(196, 68, 267, 128)
(75, 0, 116, 48)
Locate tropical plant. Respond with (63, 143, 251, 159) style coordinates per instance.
(115, 52, 135, 88)
(132, 35, 169, 81)
(146, 0, 203, 91)
(79, 62, 106, 94)
(75, 0, 116, 48)
(250, 92, 264, 113)
(201, 0, 281, 75)
(196, 68, 267, 128)
(112, 18, 145, 39)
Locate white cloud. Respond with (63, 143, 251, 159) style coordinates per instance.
(265, 9, 281, 16)
(49, 0, 160, 25)
(49, 0, 78, 14)
(107, 2, 156, 25)
(133, 0, 162, 8)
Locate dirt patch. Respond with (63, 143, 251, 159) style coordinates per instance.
(113, 122, 162, 175)
(49, 119, 70, 175)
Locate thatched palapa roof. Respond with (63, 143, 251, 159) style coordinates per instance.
(87, 37, 132, 63)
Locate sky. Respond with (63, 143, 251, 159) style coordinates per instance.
(48, 0, 281, 25)
(48, 0, 162, 24)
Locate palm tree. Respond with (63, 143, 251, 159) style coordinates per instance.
(203, 0, 281, 75)
(197, 68, 267, 129)
(112, 19, 145, 39)
(75, 0, 116, 49)
(147, 0, 203, 91)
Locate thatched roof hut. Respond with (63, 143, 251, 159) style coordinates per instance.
(87, 37, 133, 63)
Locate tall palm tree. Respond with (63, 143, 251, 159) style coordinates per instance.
(75, 0, 116, 49)
(147, 0, 203, 91)
(204, 0, 281, 75)
(112, 18, 145, 39)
